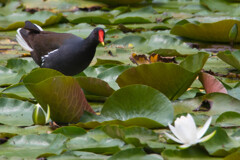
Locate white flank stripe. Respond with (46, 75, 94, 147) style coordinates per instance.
(16, 28, 33, 52)
(41, 49, 59, 66)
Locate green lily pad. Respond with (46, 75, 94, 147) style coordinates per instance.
(114, 6, 157, 24)
(52, 126, 87, 138)
(215, 111, 240, 127)
(22, 0, 107, 12)
(202, 127, 240, 156)
(162, 146, 221, 160)
(171, 19, 240, 43)
(0, 97, 34, 126)
(200, 0, 238, 12)
(0, 11, 63, 31)
(173, 93, 240, 116)
(112, 35, 147, 46)
(0, 1, 21, 16)
(109, 148, 163, 160)
(0, 125, 52, 137)
(83, 65, 117, 78)
(23, 68, 94, 123)
(97, 65, 132, 90)
(224, 150, 240, 160)
(1, 83, 34, 101)
(101, 84, 173, 126)
(66, 137, 124, 154)
(76, 76, 115, 97)
(6, 58, 38, 73)
(48, 151, 110, 160)
(0, 66, 23, 86)
(116, 52, 209, 100)
(102, 125, 158, 147)
(94, 58, 124, 66)
(0, 134, 67, 158)
(145, 35, 199, 56)
(77, 85, 174, 128)
(217, 50, 240, 70)
(66, 10, 112, 24)
(92, 0, 144, 5)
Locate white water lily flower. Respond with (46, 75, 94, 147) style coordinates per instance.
(165, 114, 216, 149)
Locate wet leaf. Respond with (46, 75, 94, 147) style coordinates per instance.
(171, 19, 240, 43)
(0, 97, 34, 126)
(52, 126, 87, 138)
(162, 146, 221, 160)
(77, 85, 173, 128)
(117, 52, 208, 100)
(202, 127, 240, 156)
(67, 137, 124, 154)
(217, 50, 240, 70)
(76, 76, 115, 97)
(102, 125, 158, 147)
(215, 111, 240, 127)
(173, 93, 240, 116)
(0, 11, 63, 31)
(0, 134, 67, 158)
(109, 148, 163, 160)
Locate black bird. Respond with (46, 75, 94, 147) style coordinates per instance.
(16, 21, 105, 76)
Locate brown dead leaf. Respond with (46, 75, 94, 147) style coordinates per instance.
(130, 53, 177, 65)
(130, 53, 150, 65)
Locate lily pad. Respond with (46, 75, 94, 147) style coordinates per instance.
(77, 85, 174, 128)
(171, 19, 240, 43)
(22, 0, 107, 12)
(23, 68, 94, 123)
(102, 125, 158, 147)
(52, 126, 87, 138)
(116, 52, 209, 100)
(173, 93, 240, 116)
(1, 83, 34, 101)
(114, 6, 157, 24)
(215, 111, 240, 127)
(0, 134, 68, 158)
(0, 66, 23, 86)
(162, 146, 221, 160)
(75, 76, 115, 97)
(217, 50, 240, 70)
(66, 137, 124, 154)
(0, 125, 52, 137)
(92, 0, 144, 5)
(109, 148, 163, 160)
(0, 97, 34, 126)
(0, 11, 63, 30)
(66, 10, 112, 24)
(202, 127, 240, 156)
(48, 151, 110, 160)
(97, 65, 132, 90)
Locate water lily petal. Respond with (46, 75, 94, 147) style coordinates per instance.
(178, 143, 192, 149)
(169, 123, 186, 143)
(174, 114, 197, 143)
(165, 132, 183, 144)
(197, 116, 212, 139)
(198, 130, 216, 143)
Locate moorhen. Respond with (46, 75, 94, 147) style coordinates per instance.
(16, 21, 105, 76)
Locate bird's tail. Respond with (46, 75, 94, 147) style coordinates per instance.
(16, 22, 43, 52)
